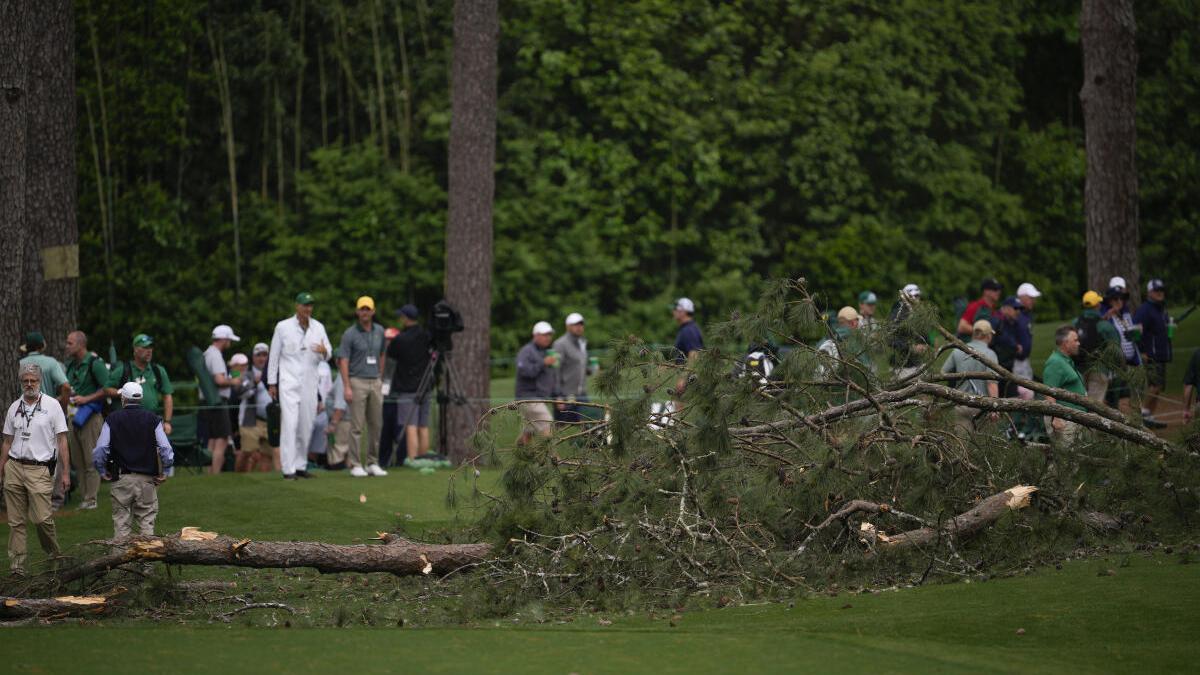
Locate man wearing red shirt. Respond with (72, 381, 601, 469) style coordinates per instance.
(957, 278, 1003, 339)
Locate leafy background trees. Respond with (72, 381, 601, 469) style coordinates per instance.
(73, 0, 1200, 371)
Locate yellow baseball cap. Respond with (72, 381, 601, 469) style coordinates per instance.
(1081, 290, 1103, 308)
(356, 296, 375, 311)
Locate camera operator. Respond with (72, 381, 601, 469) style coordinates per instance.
(386, 304, 432, 464)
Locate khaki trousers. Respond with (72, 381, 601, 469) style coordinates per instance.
(1045, 416, 1081, 444)
(348, 377, 383, 467)
(3, 461, 59, 573)
(1084, 371, 1111, 401)
(66, 413, 104, 504)
(111, 473, 159, 539)
(327, 418, 354, 466)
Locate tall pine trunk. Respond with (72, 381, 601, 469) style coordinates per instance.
(1080, 0, 1139, 301)
(444, 0, 497, 464)
(21, 0, 78, 361)
(0, 0, 32, 397)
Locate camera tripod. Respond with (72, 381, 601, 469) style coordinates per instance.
(410, 346, 469, 458)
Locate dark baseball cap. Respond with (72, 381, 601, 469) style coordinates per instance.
(1147, 279, 1166, 293)
(295, 291, 315, 305)
(398, 304, 419, 319)
(980, 278, 1003, 292)
(132, 333, 154, 348)
(1002, 295, 1022, 309)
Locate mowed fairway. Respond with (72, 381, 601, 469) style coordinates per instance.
(0, 470, 1198, 674)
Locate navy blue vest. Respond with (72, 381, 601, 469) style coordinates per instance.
(106, 405, 161, 475)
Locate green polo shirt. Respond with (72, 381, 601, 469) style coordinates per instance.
(1043, 349, 1086, 411)
(66, 354, 109, 398)
(106, 361, 174, 414)
(19, 352, 68, 396)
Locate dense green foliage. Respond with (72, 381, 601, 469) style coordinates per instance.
(75, 0, 1200, 371)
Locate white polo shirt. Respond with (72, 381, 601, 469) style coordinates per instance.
(3, 395, 68, 462)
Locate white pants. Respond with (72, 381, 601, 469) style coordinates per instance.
(279, 386, 317, 475)
(1013, 358, 1033, 381)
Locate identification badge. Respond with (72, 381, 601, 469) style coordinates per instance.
(366, 356, 377, 365)
(20, 431, 31, 440)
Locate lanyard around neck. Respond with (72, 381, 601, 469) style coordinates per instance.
(17, 395, 42, 431)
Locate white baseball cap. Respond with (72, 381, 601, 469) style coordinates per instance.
(675, 297, 695, 313)
(253, 342, 270, 355)
(532, 321, 554, 335)
(1108, 276, 1127, 290)
(119, 381, 143, 400)
(565, 312, 584, 327)
(1016, 282, 1042, 298)
(212, 324, 241, 341)
(901, 283, 921, 298)
(229, 353, 249, 367)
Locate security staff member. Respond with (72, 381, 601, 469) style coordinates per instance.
(92, 382, 174, 539)
(0, 364, 70, 575)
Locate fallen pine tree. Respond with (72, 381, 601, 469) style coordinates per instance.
(58, 528, 492, 584)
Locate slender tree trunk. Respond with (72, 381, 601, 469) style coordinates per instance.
(21, 0, 77, 361)
(1080, 0, 1139, 301)
(207, 22, 241, 298)
(293, 0, 306, 212)
(392, 0, 412, 174)
(318, 41, 328, 146)
(0, 0, 32, 397)
(444, 0, 498, 464)
(369, 0, 389, 160)
(275, 80, 285, 218)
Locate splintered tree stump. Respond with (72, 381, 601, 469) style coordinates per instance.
(860, 486, 1038, 550)
(0, 595, 108, 618)
(59, 530, 493, 583)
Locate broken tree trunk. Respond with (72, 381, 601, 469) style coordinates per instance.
(1, 595, 108, 618)
(860, 485, 1038, 550)
(59, 531, 493, 583)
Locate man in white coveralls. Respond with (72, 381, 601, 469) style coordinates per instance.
(268, 292, 333, 480)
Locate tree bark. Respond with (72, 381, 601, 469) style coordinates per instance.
(0, 595, 108, 619)
(444, 0, 498, 464)
(0, 0, 32, 398)
(20, 0, 77, 362)
(1080, 0, 1139, 301)
(862, 486, 1037, 549)
(58, 533, 493, 583)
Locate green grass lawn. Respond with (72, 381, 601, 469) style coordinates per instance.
(1, 471, 1198, 673)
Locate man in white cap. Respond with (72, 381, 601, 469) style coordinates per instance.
(268, 292, 333, 479)
(515, 321, 561, 444)
(202, 325, 240, 474)
(553, 313, 592, 423)
(672, 298, 704, 403)
(1, 364, 70, 575)
(888, 284, 930, 379)
(92, 382, 173, 539)
(1013, 282, 1042, 380)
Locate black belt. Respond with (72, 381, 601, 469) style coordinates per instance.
(11, 457, 53, 467)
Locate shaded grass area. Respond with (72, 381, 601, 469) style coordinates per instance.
(3, 553, 1198, 674)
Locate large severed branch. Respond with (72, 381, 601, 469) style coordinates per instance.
(861, 485, 1038, 550)
(58, 531, 493, 583)
(0, 595, 109, 619)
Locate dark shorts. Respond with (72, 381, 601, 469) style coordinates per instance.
(1145, 361, 1168, 388)
(201, 405, 233, 439)
(395, 393, 431, 428)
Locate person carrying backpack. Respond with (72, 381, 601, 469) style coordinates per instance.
(1073, 291, 1120, 402)
(104, 334, 175, 435)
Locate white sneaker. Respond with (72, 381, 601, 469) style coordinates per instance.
(349, 466, 369, 478)
(79, 500, 97, 510)
(366, 464, 388, 477)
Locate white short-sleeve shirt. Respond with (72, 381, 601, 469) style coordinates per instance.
(203, 345, 231, 400)
(3, 395, 67, 462)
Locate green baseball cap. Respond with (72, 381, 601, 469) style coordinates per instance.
(295, 292, 315, 305)
(132, 333, 154, 348)
(858, 291, 877, 305)
(19, 331, 45, 353)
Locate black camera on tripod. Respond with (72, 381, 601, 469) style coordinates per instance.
(430, 299, 464, 352)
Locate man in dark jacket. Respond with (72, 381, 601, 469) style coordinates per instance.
(1133, 279, 1173, 428)
(515, 322, 561, 444)
(387, 305, 432, 463)
(92, 382, 174, 539)
(990, 296, 1023, 396)
(888, 284, 931, 379)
